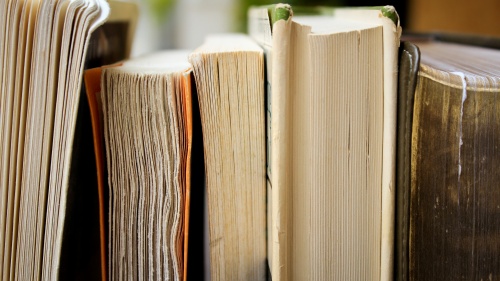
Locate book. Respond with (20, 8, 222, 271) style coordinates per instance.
(85, 50, 193, 281)
(395, 41, 419, 281)
(0, 0, 137, 279)
(396, 36, 500, 281)
(189, 34, 267, 281)
(6, 1, 500, 280)
(84, 33, 266, 281)
(248, 4, 401, 281)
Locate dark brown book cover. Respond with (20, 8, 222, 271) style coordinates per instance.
(395, 41, 420, 281)
(397, 35, 500, 281)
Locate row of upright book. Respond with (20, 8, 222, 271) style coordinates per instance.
(0, 1, 499, 280)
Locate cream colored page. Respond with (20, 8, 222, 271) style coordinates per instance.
(266, 180, 272, 271)
(0, 0, 11, 275)
(247, 6, 274, 274)
(1, 0, 24, 183)
(0, 0, 14, 270)
(50, 1, 109, 276)
(1, 0, 31, 279)
(45, 1, 106, 279)
(9, 2, 39, 279)
(0, 0, 7, 86)
(270, 18, 293, 281)
(0, 0, 24, 276)
(56, 0, 98, 185)
(15, 0, 61, 278)
(248, 7, 272, 182)
(102, 51, 190, 280)
(38, 2, 72, 274)
(289, 21, 312, 281)
(333, 9, 401, 281)
(167, 73, 183, 281)
(190, 36, 266, 280)
(302, 27, 383, 281)
(0, 4, 18, 218)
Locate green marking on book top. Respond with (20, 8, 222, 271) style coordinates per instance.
(381, 6, 399, 25)
(264, 4, 398, 28)
(268, 4, 292, 26)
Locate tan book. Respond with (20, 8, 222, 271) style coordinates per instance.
(248, 5, 401, 281)
(189, 34, 267, 281)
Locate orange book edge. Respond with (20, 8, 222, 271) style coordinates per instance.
(181, 70, 193, 281)
(84, 64, 120, 281)
(84, 66, 107, 281)
(84, 65, 192, 281)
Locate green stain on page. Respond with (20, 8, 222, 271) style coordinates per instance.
(381, 6, 399, 25)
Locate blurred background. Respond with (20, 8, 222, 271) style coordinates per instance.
(132, 0, 500, 56)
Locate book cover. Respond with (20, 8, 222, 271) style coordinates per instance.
(396, 34, 500, 281)
(249, 5, 401, 281)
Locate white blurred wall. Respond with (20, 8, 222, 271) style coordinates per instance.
(132, 0, 237, 56)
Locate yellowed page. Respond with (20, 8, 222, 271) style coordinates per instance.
(270, 15, 293, 281)
(333, 9, 401, 280)
(190, 34, 266, 281)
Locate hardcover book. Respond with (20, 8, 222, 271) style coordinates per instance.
(396, 35, 500, 281)
(248, 4, 401, 281)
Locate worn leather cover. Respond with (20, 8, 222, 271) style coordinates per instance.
(398, 34, 500, 281)
(410, 65, 500, 281)
(395, 41, 420, 281)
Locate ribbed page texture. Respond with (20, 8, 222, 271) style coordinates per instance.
(289, 24, 384, 280)
(190, 35, 266, 281)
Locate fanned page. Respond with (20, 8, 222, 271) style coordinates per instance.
(410, 41, 500, 280)
(249, 5, 400, 281)
(58, 2, 138, 279)
(0, 0, 41, 279)
(189, 34, 266, 281)
(99, 51, 192, 281)
(0, 0, 110, 280)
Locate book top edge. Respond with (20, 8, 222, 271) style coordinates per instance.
(250, 4, 399, 26)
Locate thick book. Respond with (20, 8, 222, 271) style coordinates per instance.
(85, 51, 194, 281)
(0, 0, 137, 280)
(396, 36, 500, 280)
(248, 4, 401, 281)
(189, 34, 267, 281)
(85, 33, 266, 281)
(395, 41, 420, 281)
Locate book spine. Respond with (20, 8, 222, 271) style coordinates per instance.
(269, 5, 293, 281)
(395, 41, 420, 281)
